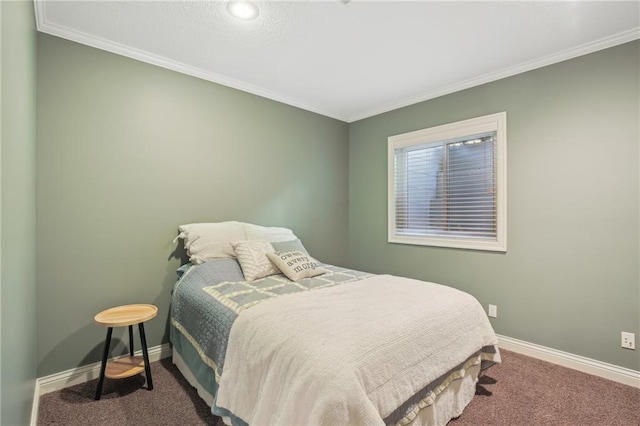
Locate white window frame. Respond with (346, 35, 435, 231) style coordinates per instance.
(388, 112, 507, 252)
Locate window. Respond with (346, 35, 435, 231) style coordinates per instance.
(388, 112, 507, 252)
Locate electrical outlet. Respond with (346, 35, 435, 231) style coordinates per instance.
(621, 332, 635, 350)
(488, 304, 497, 318)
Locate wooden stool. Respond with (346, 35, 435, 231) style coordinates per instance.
(94, 304, 158, 400)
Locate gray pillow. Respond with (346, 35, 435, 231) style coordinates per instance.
(271, 239, 309, 255)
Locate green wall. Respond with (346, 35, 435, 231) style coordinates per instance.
(36, 34, 349, 376)
(1, 0, 38, 424)
(34, 31, 640, 379)
(349, 41, 639, 371)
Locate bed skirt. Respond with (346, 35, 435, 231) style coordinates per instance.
(171, 324, 490, 426)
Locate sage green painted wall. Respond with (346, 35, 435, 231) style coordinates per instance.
(1, 1, 38, 423)
(349, 41, 639, 371)
(36, 34, 349, 376)
(35, 31, 639, 379)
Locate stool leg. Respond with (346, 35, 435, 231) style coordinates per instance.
(128, 325, 134, 357)
(95, 327, 113, 400)
(138, 322, 153, 390)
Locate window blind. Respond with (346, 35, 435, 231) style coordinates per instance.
(394, 132, 497, 241)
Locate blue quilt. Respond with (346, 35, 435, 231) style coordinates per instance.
(170, 258, 373, 396)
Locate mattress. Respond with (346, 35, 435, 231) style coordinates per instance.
(170, 258, 500, 425)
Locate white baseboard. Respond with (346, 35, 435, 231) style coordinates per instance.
(498, 334, 640, 388)
(37, 343, 172, 396)
(30, 336, 640, 425)
(30, 379, 39, 426)
(30, 343, 172, 426)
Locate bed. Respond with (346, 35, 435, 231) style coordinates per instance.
(170, 222, 500, 426)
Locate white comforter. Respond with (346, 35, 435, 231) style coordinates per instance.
(215, 274, 499, 425)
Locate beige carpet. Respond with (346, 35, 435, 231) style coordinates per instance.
(38, 349, 640, 425)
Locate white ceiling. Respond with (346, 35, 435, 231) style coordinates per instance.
(35, 1, 640, 123)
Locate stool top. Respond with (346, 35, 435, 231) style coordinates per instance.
(95, 304, 158, 327)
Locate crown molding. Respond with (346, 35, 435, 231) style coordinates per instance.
(34, 1, 638, 124)
(347, 27, 640, 122)
(33, 1, 348, 122)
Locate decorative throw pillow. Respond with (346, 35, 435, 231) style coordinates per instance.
(266, 250, 328, 281)
(231, 240, 280, 282)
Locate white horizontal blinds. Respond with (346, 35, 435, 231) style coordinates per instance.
(394, 144, 442, 234)
(444, 133, 496, 238)
(394, 131, 497, 240)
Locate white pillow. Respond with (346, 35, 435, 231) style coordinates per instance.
(243, 223, 296, 243)
(266, 250, 328, 281)
(176, 222, 298, 265)
(177, 222, 245, 264)
(231, 240, 280, 282)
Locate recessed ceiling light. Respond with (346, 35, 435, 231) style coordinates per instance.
(227, 1, 259, 20)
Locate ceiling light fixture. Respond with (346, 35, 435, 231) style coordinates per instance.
(227, 1, 259, 20)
